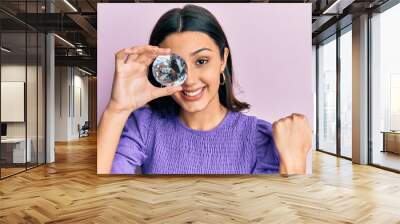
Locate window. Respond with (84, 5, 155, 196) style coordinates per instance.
(339, 27, 352, 158)
(318, 36, 337, 154)
(0, 1, 47, 179)
(370, 2, 400, 171)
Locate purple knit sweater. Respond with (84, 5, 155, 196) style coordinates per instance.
(111, 106, 280, 174)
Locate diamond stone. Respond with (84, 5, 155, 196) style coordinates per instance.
(151, 53, 187, 87)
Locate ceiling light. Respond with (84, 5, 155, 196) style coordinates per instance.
(322, 0, 354, 15)
(54, 34, 75, 48)
(63, 0, 78, 12)
(78, 67, 93, 76)
(1, 47, 11, 53)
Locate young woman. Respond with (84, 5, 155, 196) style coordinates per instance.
(97, 5, 312, 175)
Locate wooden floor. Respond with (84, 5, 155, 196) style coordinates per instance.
(1, 134, 400, 223)
(0, 167, 26, 178)
(372, 151, 400, 171)
(1, 163, 45, 178)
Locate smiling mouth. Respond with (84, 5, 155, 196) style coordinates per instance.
(181, 87, 205, 101)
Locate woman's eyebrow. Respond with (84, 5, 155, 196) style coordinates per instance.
(190, 47, 212, 56)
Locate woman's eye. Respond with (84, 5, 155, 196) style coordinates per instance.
(196, 59, 208, 65)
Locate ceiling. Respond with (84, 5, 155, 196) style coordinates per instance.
(0, 0, 392, 75)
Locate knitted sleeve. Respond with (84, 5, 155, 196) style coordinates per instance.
(110, 106, 152, 174)
(252, 118, 280, 174)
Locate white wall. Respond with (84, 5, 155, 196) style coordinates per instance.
(55, 66, 70, 141)
(1, 66, 25, 129)
(72, 72, 89, 138)
(1, 63, 46, 164)
(1, 65, 41, 138)
(54, 67, 89, 141)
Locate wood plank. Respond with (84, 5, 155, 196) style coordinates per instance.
(0, 134, 400, 223)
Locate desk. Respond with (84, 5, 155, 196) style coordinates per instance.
(381, 131, 400, 154)
(1, 138, 31, 163)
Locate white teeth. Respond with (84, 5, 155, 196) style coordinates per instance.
(183, 88, 203, 97)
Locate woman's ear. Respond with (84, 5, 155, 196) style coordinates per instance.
(220, 47, 229, 73)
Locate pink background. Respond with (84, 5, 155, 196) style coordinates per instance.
(98, 3, 313, 123)
(97, 3, 313, 171)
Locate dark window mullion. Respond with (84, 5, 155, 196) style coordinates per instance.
(36, 0, 39, 167)
(25, 0, 28, 171)
(316, 45, 320, 151)
(336, 30, 341, 157)
(367, 11, 373, 165)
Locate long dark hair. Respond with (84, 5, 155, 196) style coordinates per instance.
(147, 4, 250, 116)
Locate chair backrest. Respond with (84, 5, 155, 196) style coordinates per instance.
(82, 121, 90, 129)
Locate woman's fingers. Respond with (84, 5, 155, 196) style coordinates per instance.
(129, 45, 170, 56)
(150, 85, 182, 100)
(272, 113, 312, 175)
(124, 45, 171, 66)
(115, 48, 130, 66)
(125, 46, 155, 63)
(134, 53, 156, 65)
(115, 45, 169, 61)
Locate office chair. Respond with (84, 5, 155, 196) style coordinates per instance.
(78, 121, 90, 138)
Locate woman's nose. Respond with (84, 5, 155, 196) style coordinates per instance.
(183, 65, 197, 86)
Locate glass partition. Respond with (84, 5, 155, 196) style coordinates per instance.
(317, 35, 337, 155)
(370, 3, 400, 171)
(1, 30, 28, 177)
(0, 0, 46, 179)
(339, 27, 352, 158)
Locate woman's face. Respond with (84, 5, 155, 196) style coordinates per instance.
(159, 31, 229, 113)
